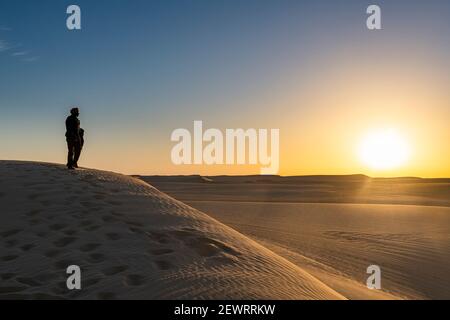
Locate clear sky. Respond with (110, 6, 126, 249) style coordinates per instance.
(0, 0, 449, 177)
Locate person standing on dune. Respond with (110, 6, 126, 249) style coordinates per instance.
(65, 107, 83, 170)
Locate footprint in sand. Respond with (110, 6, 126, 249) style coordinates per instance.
(128, 227, 143, 234)
(39, 200, 51, 207)
(86, 181, 101, 189)
(53, 236, 77, 248)
(107, 200, 123, 206)
(0, 273, 16, 281)
(79, 219, 94, 227)
(83, 278, 101, 288)
(169, 229, 240, 258)
(79, 243, 101, 252)
(102, 266, 128, 276)
(32, 293, 63, 300)
(124, 274, 146, 286)
(16, 277, 41, 287)
(50, 282, 70, 295)
(29, 219, 43, 226)
(81, 201, 96, 209)
(110, 211, 124, 217)
(85, 225, 101, 232)
(154, 260, 173, 270)
(1, 229, 21, 238)
(189, 237, 240, 257)
(49, 223, 67, 231)
(87, 253, 106, 263)
(63, 185, 74, 192)
(63, 229, 78, 236)
(145, 231, 171, 244)
(25, 209, 42, 217)
(64, 195, 78, 203)
(209, 254, 239, 264)
(69, 211, 86, 219)
(35, 272, 60, 282)
(44, 249, 62, 258)
(35, 231, 48, 238)
(82, 173, 96, 180)
(105, 233, 121, 241)
(101, 215, 118, 223)
(0, 286, 28, 295)
(126, 220, 144, 228)
(149, 248, 174, 256)
(170, 230, 194, 239)
(26, 182, 42, 187)
(20, 243, 35, 252)
(5, 239, 19, 248)
(28, 193, 41, 200)
(93, 193, 106, 200)
(1, 255, 19, 262)
(97, 292, 116, 300)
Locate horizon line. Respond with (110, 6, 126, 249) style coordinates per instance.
(1, 160, 448, 180)
(134, 173, 450, 180)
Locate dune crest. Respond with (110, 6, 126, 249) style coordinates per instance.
(0, 161, 344, 300)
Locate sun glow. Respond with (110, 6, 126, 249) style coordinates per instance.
(358, 129, 410, 170)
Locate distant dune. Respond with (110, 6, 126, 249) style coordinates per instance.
(143, 175, 450, 300)
(0, 161, 344, 300)
(142, 174, 450, 207)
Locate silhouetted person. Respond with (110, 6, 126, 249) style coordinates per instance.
(65, 107, 82, 169)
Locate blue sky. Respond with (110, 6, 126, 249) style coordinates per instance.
(0, 0, 449, 176)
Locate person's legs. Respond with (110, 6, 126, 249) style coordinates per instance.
(73, 141, 82, 168)
(67, 140, 75, 168)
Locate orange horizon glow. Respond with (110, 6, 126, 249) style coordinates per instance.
(1, 20, 448, 179)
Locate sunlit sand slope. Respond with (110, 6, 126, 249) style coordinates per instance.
(189, 201, 450, 300)
(0, 161, 344, 300)
(144, 175, 450, 299)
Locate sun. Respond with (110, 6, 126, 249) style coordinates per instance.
(358, 129, 410, 170)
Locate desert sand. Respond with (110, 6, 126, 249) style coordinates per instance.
(143, 175, 450, 300)
(0, 161, 344, 300)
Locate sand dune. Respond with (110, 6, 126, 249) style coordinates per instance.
(144, 176, 450, 300)
(142, 175, 450, 207)
(0, 161, 344, 300)
(187, 201, 450, 299)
